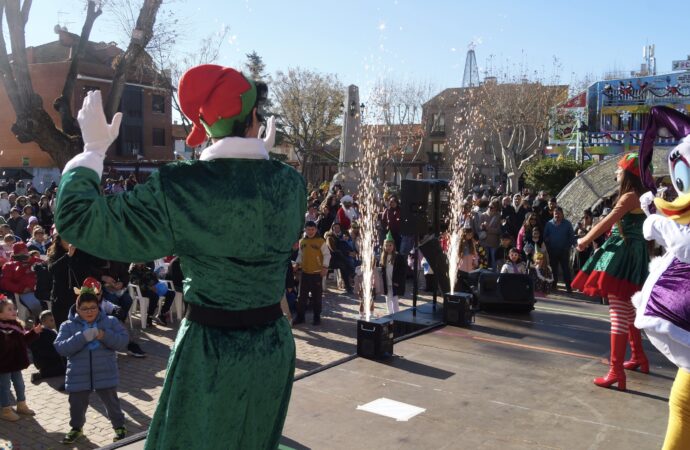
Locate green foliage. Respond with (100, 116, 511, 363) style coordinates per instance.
(245, 51, 267, 81)
(524, 158, 591, 195)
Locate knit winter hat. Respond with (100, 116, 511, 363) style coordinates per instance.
(178, 64, 260, 147)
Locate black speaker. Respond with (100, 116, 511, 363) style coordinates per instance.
(497, 274, 535, 304)
(419, 237, 450, 294)
(357, 318, 393, 359)
(443, 292, 474, 327)
(477, 270, 501, 306)
(400, 180, 430, 235)
(400, 179, 451, 236)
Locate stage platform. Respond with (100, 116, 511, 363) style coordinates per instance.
(107, 297, 676, 450)
(282, 297, 676, 450)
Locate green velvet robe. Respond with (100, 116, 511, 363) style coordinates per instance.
(55, 156, 306, 449)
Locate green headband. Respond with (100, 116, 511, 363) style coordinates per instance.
(200, 77, 258, 140)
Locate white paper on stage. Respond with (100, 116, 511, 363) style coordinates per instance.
(356, 397, 426, 421)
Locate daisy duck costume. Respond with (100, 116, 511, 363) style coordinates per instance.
(633, 106, 690, 450)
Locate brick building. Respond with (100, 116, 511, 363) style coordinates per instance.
(422, 87, 500, 187)
(0, 29, 172, 186)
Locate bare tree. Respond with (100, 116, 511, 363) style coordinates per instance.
(0, 0, 163, 169)
(367, 79, 434, 181)
(149, 26, 229, 141)
(272, 67, 344, 180)
(477, 72, 567, 192)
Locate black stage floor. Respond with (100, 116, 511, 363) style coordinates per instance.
(110, 297, 676, 450)
(282, 297, 676, 450)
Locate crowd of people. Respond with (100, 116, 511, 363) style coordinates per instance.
(291, 178, 620, 320)
(0, 176, 185, 443)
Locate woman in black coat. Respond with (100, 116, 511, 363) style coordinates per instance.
(47, 235, 106, 326)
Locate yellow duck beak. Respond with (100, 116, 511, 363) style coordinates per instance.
(654, 192, 690, 225)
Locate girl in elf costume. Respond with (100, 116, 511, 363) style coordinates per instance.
(54, 65, 306, 449)
(572, 152, 650, 391)
(631, 106, 690, 450)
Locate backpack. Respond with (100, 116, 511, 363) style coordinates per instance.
(33, 262, 53, 302)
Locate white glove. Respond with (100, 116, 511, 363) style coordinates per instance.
(258, 116, 276, 150)
(640, 191, 656, 216)
(77, 90, 123, 156)
(82, 327, 98, 342)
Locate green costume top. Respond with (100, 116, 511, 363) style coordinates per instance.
(55, 138, 306, 449)
(573, 202, 649, 300)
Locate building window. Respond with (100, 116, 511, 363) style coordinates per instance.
(118, 125, 143, 156)
(153, 128, 166, 146)
(429, 113, 445, 133)
(435, 113, 445, 131)
(152, 94, 165, 114)
(432, 142, 444, 153)
(123, 87, 143, 118)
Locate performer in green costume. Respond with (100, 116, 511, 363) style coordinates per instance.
(54, 65, 306, 449)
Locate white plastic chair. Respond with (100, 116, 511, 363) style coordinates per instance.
(163, 280, 184, 322)
(13, 293, 30, 323)
(127, 284, 149, 329)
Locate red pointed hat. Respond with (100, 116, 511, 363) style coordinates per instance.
(178, 64, 257, 147)
(617, 152, 641, 176)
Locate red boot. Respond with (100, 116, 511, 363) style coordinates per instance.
(623, 325, 649, 373)
(594, 333, 627, 391)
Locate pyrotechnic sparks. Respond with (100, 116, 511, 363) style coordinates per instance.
(446, 91, 482, 293)
(357, 111, 382, 321)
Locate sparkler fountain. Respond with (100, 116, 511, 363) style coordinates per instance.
(445, 93, 482, 312)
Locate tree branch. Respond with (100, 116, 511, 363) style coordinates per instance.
(0, 2, 23, 112)
(54, 0, 102, 136)
(19, 0, 30, 24)
(104, 0, 162, 120)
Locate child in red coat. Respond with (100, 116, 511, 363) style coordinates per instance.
(0, 242, 43, 320)
(0, 295, 43, 421)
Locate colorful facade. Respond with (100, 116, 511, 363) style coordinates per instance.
(548, 72, 690, 159)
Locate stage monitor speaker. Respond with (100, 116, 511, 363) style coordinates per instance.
(400, 180, 430, 235)
(443, 292, 474, 327)
(357, 318, 393, 360)
(497, 274, 535, 303)
(419, 237, 450, 294)
(477, 271, 501, 305)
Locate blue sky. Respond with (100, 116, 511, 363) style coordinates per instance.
(22, 0, 690, 101)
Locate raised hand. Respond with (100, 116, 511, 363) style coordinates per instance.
(77, 90, 123, 156)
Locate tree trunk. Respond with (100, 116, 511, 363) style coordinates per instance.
(53, 1, 102, 136)
(104, 0, 162, 121)
(507, 172, 520, 193)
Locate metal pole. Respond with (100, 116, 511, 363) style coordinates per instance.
(412, 234, 419, 316)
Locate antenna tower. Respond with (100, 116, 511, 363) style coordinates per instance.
(462, 43, 480, 87)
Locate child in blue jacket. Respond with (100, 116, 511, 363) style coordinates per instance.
(54, 289, 129, 444)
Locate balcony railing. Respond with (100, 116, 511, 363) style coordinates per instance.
(587, 130, 679, 147)
(602, 85, 690, 107)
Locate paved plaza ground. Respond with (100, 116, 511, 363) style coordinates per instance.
(0, 276, 417, 449)
(0, 279, 675, 449)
